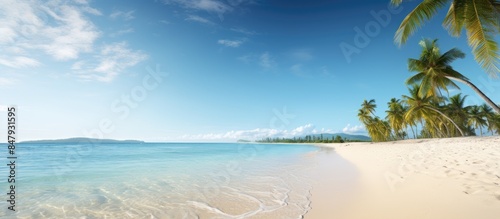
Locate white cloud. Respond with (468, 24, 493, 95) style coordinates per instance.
(0, 1, 146, 82)
(37, 5, 99, 60)
(163, 0, 232, 14)
(290, 49, 313, 61)
(237, 54, 252, 63)
(73, 42, 148, 82)
(82, 6, 102, 16)
(230, 27, 257, 35)
(185, 15, 214, 25)
(109, 10, 135, 20)
(237, 52, 277, 68)
(0, 78, 15, 86)
(0, 56, 40, 68)
(0, 0, 100, 64)
(109, 28, 134, 37)
(342, 124, 366, 134)
(73, 0, 89, 4)
(179, 124, 331, 141)
(226, 0, 257, 6)
(259, 52, 275, 68)
(217, 39, 243, 48)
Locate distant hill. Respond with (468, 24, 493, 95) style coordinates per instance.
(237, 139, 251, 143)
(304, 133, 371, 142)
(20, 137, 145, 144)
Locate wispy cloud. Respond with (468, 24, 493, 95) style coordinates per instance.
(290, 49, 313, 61)
(237, 52, 277, 68)
(0, 78, 15, 86)
(0, 56, 40, 68)
(185, 15, 214, 25)
(74, 0, 103, 16)
(237, 54, 252, 63)
(109, 10, 135, 21)
(320, 66, 334, 78)
(72, 42, 148, 82)
(230, 27, 258, 35)
(109, 28, 134, 37)
(290, 64, 306, 76)
(226, 0, 258, 6)
(179, 124, 328, 141)
(342, 124, 366, 134)
(38, 6, 100, 60)
(217, 39, 243, 48)
(163, 0, 256, 22)
(163, 0, 232, 14)
(0, 0, 100, 63)
(0, 1, 146, 82)
(259, 52, 276, 68)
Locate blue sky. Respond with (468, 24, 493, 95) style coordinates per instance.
(1, 0, 499, 141)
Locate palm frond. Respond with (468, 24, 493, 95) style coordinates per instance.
(419, 75, 433, 97)
(437, 47, 466, 65)
(395, 0, 449, 45)
(408, 59, 426, 71)
(465, 0, 500, 76)
(444, 67, 470, 81)
(443, 0, 467, 36)
(406, 72, 426, 85)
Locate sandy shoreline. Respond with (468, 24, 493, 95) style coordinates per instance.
(306, 136, 500, 219)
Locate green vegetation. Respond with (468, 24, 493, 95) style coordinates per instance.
(257, 134, 369, 143)
(359, 39, 500, 142)
(237, 139, 251, 143)
(257, 133, 371, 143)
(392, 0, 500, 76)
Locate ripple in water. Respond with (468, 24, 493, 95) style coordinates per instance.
(2, 143, 319, 218)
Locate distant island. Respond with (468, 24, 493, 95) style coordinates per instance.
(257, 133, 371, 143)
(20, 137, 145, 144)
(237, 139, 251, 143)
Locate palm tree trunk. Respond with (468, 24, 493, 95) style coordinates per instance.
(410, 125, 416, 139)
(425, 106, 465, 136)
(436, 117, 451, 137)
(446, 76, 500, 114)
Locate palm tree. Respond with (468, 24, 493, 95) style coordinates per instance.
(403, 85, 465, 136)
(490, 114, 500, 134)
(358, 100, 392, 142)
(468, 105, 488, 136)
(445, 94, 471, 136)
(479, 103, 497, 134)
(391, 0, 500, 76)
(386, 98, 407, 139)
(361, 99, 377, 116)
(358, 108, 372, 125)
(407, 39, 500, 114)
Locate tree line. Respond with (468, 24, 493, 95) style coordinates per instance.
(257, 135, 367, 143)
(359, 39, 500, 142)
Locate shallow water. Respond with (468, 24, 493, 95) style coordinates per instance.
(0, 142, 321, 218)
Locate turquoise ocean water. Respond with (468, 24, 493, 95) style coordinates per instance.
(0, 142, 321, 218)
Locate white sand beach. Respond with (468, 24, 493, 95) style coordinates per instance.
(307, 136, 500, 219)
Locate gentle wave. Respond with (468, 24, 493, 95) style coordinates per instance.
(1, 143, 319, 218)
